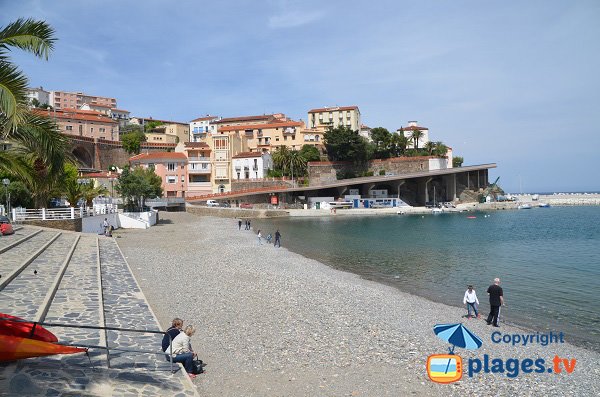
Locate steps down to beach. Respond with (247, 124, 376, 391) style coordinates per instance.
(0, 226, 199, 397)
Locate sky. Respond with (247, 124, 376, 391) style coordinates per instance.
(1, 0, 599, 192)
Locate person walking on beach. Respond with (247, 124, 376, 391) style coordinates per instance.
(274, 230, 281, 248)
(248, 220, 251, 230)
(486, 278, 504, 327)
(238, 219, 242, 230)
(463, 285, 480, 319)
(257, 229, 263, 245)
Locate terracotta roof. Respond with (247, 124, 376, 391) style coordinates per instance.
(85, 103, 111, 108)
(398, 125, 429, 131)
(34, 108, 117, 124)
(232, 151, 264, 159)
(190, 115, 218, 122)
(184, 142, 210, 148)
(219, 121, 303, 132)
(111, 108, 130, 113)
(213, 114, 273, 124)
(129, 152, 188, 162)
(308, 106, 359, 113)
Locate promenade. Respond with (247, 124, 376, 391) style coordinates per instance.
(0, 226, 198, 396)
(118, 212, 600, 397)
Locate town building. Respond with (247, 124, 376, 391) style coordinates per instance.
(129, 152, 188, 198)
(217, 120, 305, 152)
(49, 90, 117, 110)
(359, 124, 372, 141)
(232, 152, 272, 180)
(130, 117, 190, 144)
(26, 86, 50, 106)
(175, 142, 212, 197)
(207, 132, 247, 193)
(397, 121, 430, 149)
(213, 113, 289, 129)
(34, 108, 119, 141)
(307, 106, 361, 132)
(189, 115, 219, 142)
(109, 108, 131, 129)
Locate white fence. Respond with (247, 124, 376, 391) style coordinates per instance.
(11, 205, 118, 222)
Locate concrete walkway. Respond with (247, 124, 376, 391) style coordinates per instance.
(0, 227, 198, 397)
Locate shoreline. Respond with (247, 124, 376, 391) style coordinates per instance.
(117, 213, 599, 396)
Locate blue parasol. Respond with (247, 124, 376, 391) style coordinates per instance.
(433, 323, 482, 353)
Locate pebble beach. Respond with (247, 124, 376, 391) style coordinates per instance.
(117, 212, 599, 397)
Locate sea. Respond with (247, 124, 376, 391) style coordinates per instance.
(255, 206, 600, 352)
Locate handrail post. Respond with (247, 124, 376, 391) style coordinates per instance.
(42, 208, 46, 220)
(70, 207, 75, 219)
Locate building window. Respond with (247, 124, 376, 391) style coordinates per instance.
(167, 176, 176, 184)
(181, 175, 185, 183)
(66, 125, 73, 131)
(167, 163, 176, 171)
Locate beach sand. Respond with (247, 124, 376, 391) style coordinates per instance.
(117, 212, 599, 397)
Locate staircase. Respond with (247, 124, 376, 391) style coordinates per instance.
(0, 227, 198, 397)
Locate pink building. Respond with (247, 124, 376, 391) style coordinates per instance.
(34, 108, 119, 140)
(50, 90, 117, 110)
(129, 152, 188, 198)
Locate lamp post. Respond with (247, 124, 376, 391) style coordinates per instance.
(2, 178, 9, 216)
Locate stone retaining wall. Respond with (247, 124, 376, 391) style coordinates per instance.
(186, 206, 289, 219)
(231, 179, 291, 192)
(22, 218, 82, 232)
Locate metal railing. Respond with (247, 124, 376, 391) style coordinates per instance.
(11, 206, 118, 222)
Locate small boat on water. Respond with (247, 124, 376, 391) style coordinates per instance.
(518, 203, 532, 209)
(431, 207, 443, 214)
(538, 203, 550, 208)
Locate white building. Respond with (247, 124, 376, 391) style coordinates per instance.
(26, 86, 50, 106)
(397, 121, 430, 149)
(359, 124, 372, 141)
(232, 152, 272, 180)
(189, 115, 219, 142)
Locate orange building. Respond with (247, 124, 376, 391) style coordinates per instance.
(129, 152, 188, 198)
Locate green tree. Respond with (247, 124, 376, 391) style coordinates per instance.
(288, 149, 307, 177)
(323, 126, 368, 163)
(272, 145, 291, 175)
(144, 120, 163, 132)
(433, 141, 448, 157)
(423, 141, 436, 155)
(115, 166, 162, 211)
(298, 144, 320, 162)
(0, 174, 32, 209)
(410, 129, 425, 150)
(121, 130, 147, 155)
(369, 127, 391, 159)
(389, 133, 410, 157)
(453, 156, 464, 167)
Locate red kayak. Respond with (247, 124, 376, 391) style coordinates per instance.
(0, 334, 86, 361)
(0, 313, 58, 343)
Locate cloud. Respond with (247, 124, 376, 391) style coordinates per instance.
(268, 10, 324, 29)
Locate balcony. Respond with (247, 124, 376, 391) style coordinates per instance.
(188, 164, 211, 173)
(188, 156, 210, 162)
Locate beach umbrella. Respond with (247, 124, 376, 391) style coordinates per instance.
(0, 313, 58, 343)
(433, 323, 482, 351)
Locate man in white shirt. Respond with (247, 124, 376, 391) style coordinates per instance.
(463, 285, 480, 319)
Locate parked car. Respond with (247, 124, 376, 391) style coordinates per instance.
(240, 203, 253, 209)
(206, 200, 219, 207)
(0, 216, 14, 235)
(219, 202, 231, 208)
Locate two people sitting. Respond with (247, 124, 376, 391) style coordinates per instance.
(162, 318, 203, 378)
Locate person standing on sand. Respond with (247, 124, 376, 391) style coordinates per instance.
(274, 230, 281, 248)
(248, 220, 251, 230)
(486, 278, 504, 327)
(238, 219, 242, 230)
(463, 285, 479, 319)
(257, 229, 263, 245)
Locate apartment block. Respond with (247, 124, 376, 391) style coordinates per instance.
(218, 120, 305, 152)
(131, 117, 190, 144)
(50, 90, 116, 110)
(129, 152, 188, 198)
(189, 115, 219, 142)
(34, 108, 118, 141)
(308, 106, 361, 132)
(175, 142, 212, 197)
(207, 132, 247, 193)
(26, 86, 50, 106)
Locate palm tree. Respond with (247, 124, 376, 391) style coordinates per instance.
(288, 149, 307, 178)
(81, 181, 109, 207)
(272, 146, 291, 176)
(1, 18, 55, 136)
(410, 129, 425, 151)
(0, 19, 67, 208)
(424, 141, 436, 155)
(433, 141, 448, 157)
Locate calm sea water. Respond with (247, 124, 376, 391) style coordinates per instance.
(255, 206, 600, 351)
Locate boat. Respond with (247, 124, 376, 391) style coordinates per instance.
(538, 203, 550, 208)
(431, 207, 443, 214)
(518, 203, 532, 209)
(0, 313, 57, 342)
(0, 334, 86, 361)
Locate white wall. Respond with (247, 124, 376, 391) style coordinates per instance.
(429, 158, 449, 170)
(82, 213, 119, 234)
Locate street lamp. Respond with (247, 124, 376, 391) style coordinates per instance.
(2, 178, 9, 216)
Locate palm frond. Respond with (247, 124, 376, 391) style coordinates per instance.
(0, 60, 29, 136)
(0, 18, 56, 60)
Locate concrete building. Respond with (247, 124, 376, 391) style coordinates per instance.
(129, 152, 188, 198)
(213, 113, 289, 130)
(189, 115, 219, 142)
(218, 120, 305, 152)
(110, 108, 131, 129)
(26, 86, 50, 106)
(207, 132, 247, 193)
(145, 131, 178, 144)
(397, 121, 430, 149)
(232, 152, 272, 180)
(175, 142, 212, 197)
(35, 108, 119, 141)
(359, 124, 372, 141)
(49, 91, 116, 110)
(131, 117, 190, 144)
(308, 106, 361, 132)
